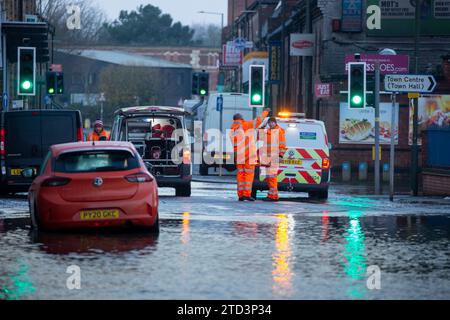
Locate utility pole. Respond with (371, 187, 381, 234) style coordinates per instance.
(389, 93, 396, 201)
(1, 1, 7, 112)
(280, 0, 285, 108)
(411, 0, 421, 196)
(304, 0, 313, 118)
(374, 62, 381, 195)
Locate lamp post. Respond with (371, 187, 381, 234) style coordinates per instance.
(197, 11, 224, 48)
(198, 11, 225, 176)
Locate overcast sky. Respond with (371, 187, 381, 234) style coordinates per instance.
(94, 0, 228, 27)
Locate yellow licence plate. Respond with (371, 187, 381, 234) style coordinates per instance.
(10, 169, 23, 176)
(80, 209, 120, 221)
(281, 159, 303, 165)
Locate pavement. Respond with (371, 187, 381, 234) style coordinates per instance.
(192, 175, 450, 206)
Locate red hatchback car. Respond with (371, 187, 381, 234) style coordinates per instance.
(25, 141, 159, 232)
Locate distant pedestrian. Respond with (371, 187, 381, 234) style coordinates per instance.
(87, 120, 110, 141)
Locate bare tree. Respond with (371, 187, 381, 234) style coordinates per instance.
(39, 0, 108, 45)
(192, 24, 221, 48)
(99, 65, 162, 120)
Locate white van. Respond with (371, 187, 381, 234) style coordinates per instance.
(252, 112, 331, 199)
(199, 93, 253, 175)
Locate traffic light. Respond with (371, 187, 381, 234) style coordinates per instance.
(366, 76, 375, 107)
(199, 72, 209, 96)
(348, 62, 366, 108)
(249, 65, 265, 107)
(18, 47, 36, 96)
(56, 73, 64, 94)
(192, 72, 199, 95)
(46, 72, 64, 95)
(46, 72, 56, 95)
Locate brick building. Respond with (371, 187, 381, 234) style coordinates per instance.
(2, 0, 36, 21)
(225, 0, 450, 187)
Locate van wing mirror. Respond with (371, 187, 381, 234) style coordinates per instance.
(328, 143, 332, 150)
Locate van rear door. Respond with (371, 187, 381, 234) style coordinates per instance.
(4, 111, 42, 184)
(3, 110, 81, 187)
(276, 121, 328, 185)
(41, 111, 79, 153)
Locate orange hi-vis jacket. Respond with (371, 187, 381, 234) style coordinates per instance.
(87, 129, 110, 141)
(259, 124, 287, 166)
(262, 125, 286, 200)
(230, 111, 269, 165)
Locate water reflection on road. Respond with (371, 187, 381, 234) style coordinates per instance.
(0, 211, 449, 299)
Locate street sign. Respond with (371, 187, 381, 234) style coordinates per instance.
(2, 93, 8, 109)
(50, 64, 63, 72)
(315, 83, 332, 98)
(216, 95, 223, 112)
(384, 74, 437, 93)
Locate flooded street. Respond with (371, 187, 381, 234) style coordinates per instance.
(1, 182, 449, 300)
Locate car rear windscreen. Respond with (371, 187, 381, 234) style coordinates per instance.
(54, 150, 139, 173)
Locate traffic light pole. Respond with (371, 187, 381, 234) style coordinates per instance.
(389, 93, 396, 201)
(411, 1, 421, 196)
(219, 98, 223, 177)
(374, 62, 381, 195)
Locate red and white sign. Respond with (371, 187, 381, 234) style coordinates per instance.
(50, 64, 63, 72)
(345, 54, 409, 75)
(315, 83, 332, 98)
(290, 34, 315, 56)
(223, 44, 243, 67)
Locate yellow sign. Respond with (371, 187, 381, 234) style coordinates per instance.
(372, 146, 382, 161)
(408, 93, 420, 99)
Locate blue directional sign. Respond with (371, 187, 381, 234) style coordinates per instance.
(216, 95, 223, 112)
(2, 93, 8, 109)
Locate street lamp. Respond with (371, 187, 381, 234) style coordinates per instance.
(197, 11, 224, 47)
(197, 10, 225, 176)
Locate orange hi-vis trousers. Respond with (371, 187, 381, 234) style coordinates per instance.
(265, 165, 279, 200)
(236, 164, 255, 198)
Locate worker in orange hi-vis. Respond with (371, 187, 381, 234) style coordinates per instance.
(230, 108, 270, 201)
(260, 117, 286, 202)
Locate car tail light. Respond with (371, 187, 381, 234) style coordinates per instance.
(77, 127, 84, 142)
(322, 158, 330, 170)
(183, 150, 191, 164)
(42, 177, 72, 187)
(0, 128, 5, 157)
(125, 172, 153, 183)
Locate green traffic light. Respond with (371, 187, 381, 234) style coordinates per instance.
(48, 88, 55, 94)
(21, 81, 32, 91)
(352, 95, 362, 105)
(252, 93, 262, 103)
(200, 89, 207, 96)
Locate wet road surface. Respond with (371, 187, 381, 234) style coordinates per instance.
(0, 181, 449, 299)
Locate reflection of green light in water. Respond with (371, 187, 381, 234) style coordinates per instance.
(1, 262, 36, 300)
(341, 211, 367, 299)
(334, 197, 375, 209)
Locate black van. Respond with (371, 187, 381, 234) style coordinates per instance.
(0, 110, 83, 193)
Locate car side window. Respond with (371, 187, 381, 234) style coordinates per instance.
(39, 151, 52, 176)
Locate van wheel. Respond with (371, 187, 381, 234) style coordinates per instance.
(199, 164, 209, 176)
(176, 183, 191, 197)
(309, 190, 328, 200)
